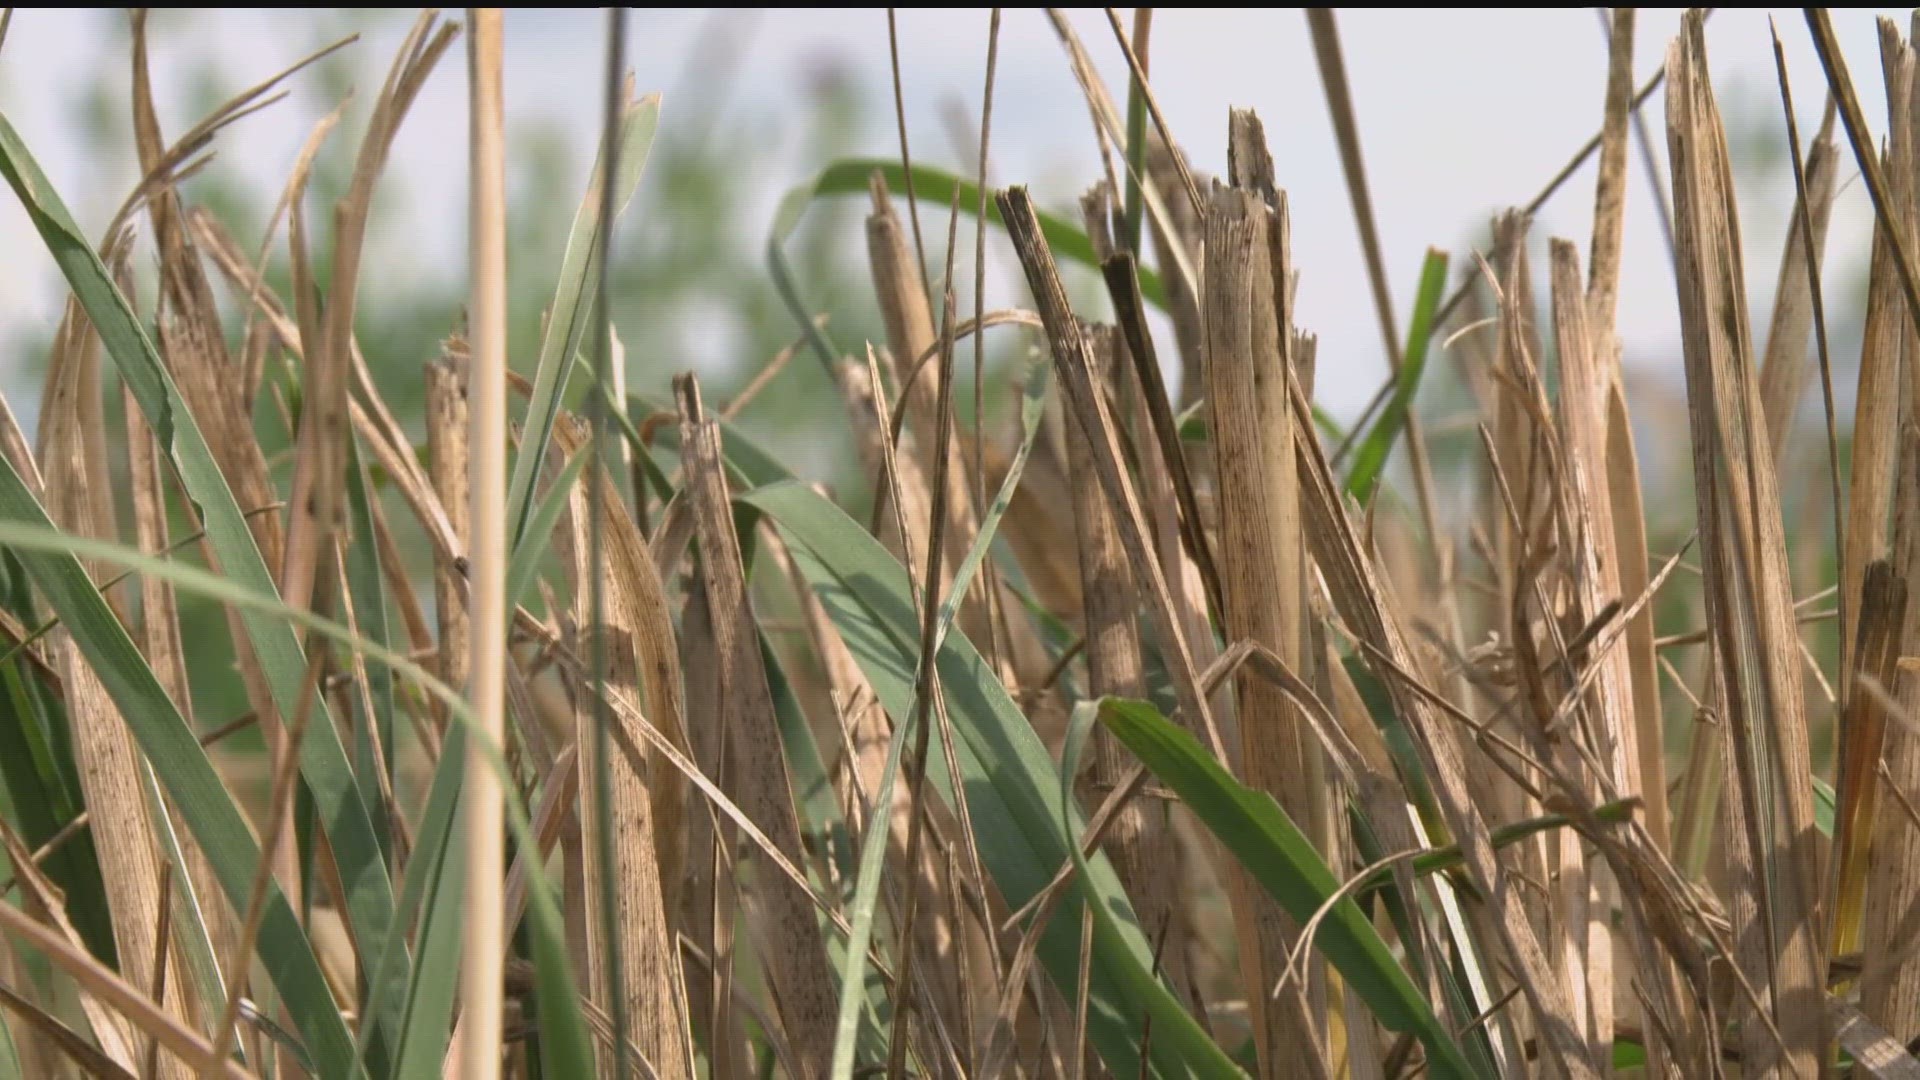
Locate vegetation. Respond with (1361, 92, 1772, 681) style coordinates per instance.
(2, 6, 1919, 1078)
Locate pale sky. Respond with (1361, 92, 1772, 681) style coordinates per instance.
(0, 8, 1906, 422)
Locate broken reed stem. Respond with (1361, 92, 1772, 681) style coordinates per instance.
(124, 378, 235, 998)
(552, 415, 695, 1079)
(1836, 560, 1905, 971)
(41, 296, 198, 1080)
(1864, 423, 1920, 1035)
(1201, 167, 1325, 1078)
(997, 186, 1226, 766)
(459, 11, 508, 1080)
(677, 377, 840, 1077)
(1840, 22, 1912, 704)
(1667, 16, 1826, 1072)
(1585, 5, 1671, 857)
(1066, 321, 1190, 1000)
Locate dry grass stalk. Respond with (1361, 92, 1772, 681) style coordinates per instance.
(1757, 104, 1840, 465)
(1547, 241, 1637, 1071)
(459, 11, 509, 1080)
(831, 357, 981, 1044)
(281, 11, 456, 617)
(1864, 420, 1920, 1040)
(999, 186, 1223, 763)
(1552, 238, 1709, 1073)
(163, 68, 343, 930)
(549, 413, 694, 1077)
(1083, 182, 1225, 733)
(1842, 23, 1915, 699)
(1583, 6, 1671, 859)
(864, 179, 1052, 699)
(1067, 321, 1190, 999)
(0, 897, 252, 1080)
(1287, 335, 1600, 1076)
(1144, 143, 1208, 408)
(1201, 166, 1326, 1075)
(1667, 14, 1827, 1072)
(124, 377, 235, 1020)
(671, 580, 749, 1077)
(0, 790, 144, 1075)
(38, 275, 200, 1080)
(1836, 560, 1905, 972)
(677, 376, 839, 1076)
(426, 345, 472, 736)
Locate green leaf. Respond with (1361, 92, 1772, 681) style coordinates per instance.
(505, 445, 591, 615)
(1346, 249, 1449, 505)
(743, 481, 1241, 1080)
(825, 628, 916, 1080)
(362, 717, 464, 1078)
(1095, 696, 1477, 1080)
(343, 438, 395, 866)
(387, 730, 467, 1080)
(928, 358, 1049, 658)
(0, 108, 407, 1070)
(506, 93, 661, 550)
(1815, 774, 1836, 838)
(831, 357, 1054, 1076)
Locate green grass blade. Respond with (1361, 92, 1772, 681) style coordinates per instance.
(928, 358, 1049, 659)
(761, 631, 852, 877)
(343, 439, 395, 866)
(389, 740, 466, 1080)
(505, 445, 590, 615)
(1346, 249, 1449, 505)
(505, 94, 660, 549)
(0, 109, 407, 1065)
(0, 456, 358, 1077)
(1095, 696, 1478, 1080)
(1815, 774, 1836, 837)
(743, 481, 1242, 1080)
(829, 356, 1049, 1075)
(362, 719, 465, 1078)
(826, 635, 915, 1080)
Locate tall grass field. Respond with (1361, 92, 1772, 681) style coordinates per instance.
(5, 6, 1920, 1078)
